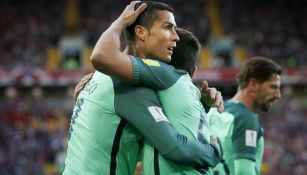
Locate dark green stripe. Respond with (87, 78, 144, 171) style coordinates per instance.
(154, 147, 160, 175)
(110, 119, 127, 175)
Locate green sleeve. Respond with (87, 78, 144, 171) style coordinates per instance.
(232, 110, 259, 161)
(113, 81, 221, 167)
(129, 56, 185, 90)
(234, 159, 257, 175)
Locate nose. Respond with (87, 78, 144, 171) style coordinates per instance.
(172, 29, 180, 42)
(275, 88, 281, 99)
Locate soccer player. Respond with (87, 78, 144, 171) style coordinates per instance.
(90, 1, 223, 174)
(140, 28, 219, 175)
(208, 57, 282, 175)
(63, 2, 221, 175)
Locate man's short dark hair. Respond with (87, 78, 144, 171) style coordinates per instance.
(237, 56, 282, 89)
(124, 1, 173, 44)
(170, 28, 200, 76)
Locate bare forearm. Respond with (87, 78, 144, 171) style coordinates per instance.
(90, 22, 123, 71)
(90, 2, 146, 80)
(90, 20, 133, 80)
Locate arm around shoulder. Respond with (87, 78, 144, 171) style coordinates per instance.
(90, 2, 146, 81)
(162, 139, 221, 168)
(90, 22, 133, 81)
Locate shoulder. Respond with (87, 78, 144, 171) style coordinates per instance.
(130, 55, 181, 74)
(224, 100, 259, 131)
(129, 56, 189, 89)
(225, 100, 258, 122)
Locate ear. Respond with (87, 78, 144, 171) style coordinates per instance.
(135, 25, 147, 41)
(191, 66, 197, 78)
(248, 78, 260, 92)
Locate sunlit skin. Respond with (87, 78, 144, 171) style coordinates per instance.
(134, 10, 179, 62)
(234, 74, 281, 112)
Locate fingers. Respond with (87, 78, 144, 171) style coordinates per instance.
(213, 91, 224, 112)
(215, 91, 221, 104)
(210, 135, 217, 145)
(126, 1, 139, 12)
(73, 73, 93, 103)
(217, 96, 224, 113)
(81, 73, 93, 83)
(129, 1, 141, 5)
(118, 1, 147, 27)
(134, 2, 147, 15)
(200, 80, 209, 93)
(208, 87, 217, 101)
(200, 81, 224, 111)
(77, 73, 93, 89)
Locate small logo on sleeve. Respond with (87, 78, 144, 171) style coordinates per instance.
(148, 106, 169, 123)
(245, 130, 257, 147)
(142, 59, 160, 67)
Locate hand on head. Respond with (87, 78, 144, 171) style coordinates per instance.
(114, 1, 147, 28)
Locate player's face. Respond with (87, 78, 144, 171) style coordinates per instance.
(143, 10, 179, 63)
(254, 74, 281, 112)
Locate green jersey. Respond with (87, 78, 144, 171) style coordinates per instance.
(64, 70, 220, 175)
(130, 56, 220, 175)
(208, 99, 264, 175)
(63, 72, 141, 175)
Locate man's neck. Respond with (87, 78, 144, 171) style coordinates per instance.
(130, 43, 147, 59)
(233, 89, 256, 112)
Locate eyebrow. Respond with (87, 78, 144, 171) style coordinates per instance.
(163, 21, 177, 28)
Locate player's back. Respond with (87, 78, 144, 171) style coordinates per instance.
(129, 57, 218, 174)
(142, 72, 211, 175)
(63, 71, 141, 175)
(159, 73, 210, 142)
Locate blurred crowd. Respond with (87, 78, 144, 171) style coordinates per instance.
(0, 0, 64, 69)
(1, 0, 306, 69)
(220, 0, 307, 68)
(0, 87, 73, 175)
(0, 86, 306, 175)
(260, 86, 307, 175)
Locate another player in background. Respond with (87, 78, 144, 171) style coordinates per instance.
(90, 1, 223, 174)
(208, 57, 282, 175)
(64, 2, 221, 175)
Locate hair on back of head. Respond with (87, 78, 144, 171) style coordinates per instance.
(237, 56, 282, 89)
(170, 28, 200, 76)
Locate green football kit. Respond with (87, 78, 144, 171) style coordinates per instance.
(63, 58, 220, 175)
(129, 56, 219, 175)
(208, 99, 264, 175)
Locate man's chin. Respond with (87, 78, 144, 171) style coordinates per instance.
(161, 57, 171, 63)
(164, 54, 172, 62)
(261, 103, 272, 112)
(165, 58, 171, 63)
(154, 55, 171, 63)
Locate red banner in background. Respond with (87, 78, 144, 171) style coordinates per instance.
(0, 68, 306, 86)
(193, 68, 239, 83)
(193, 68, 307, 85)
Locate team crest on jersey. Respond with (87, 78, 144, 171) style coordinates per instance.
(142, 59, 160, 67)
(245, 130, 257, 147)
(148, 106, 169, 123)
